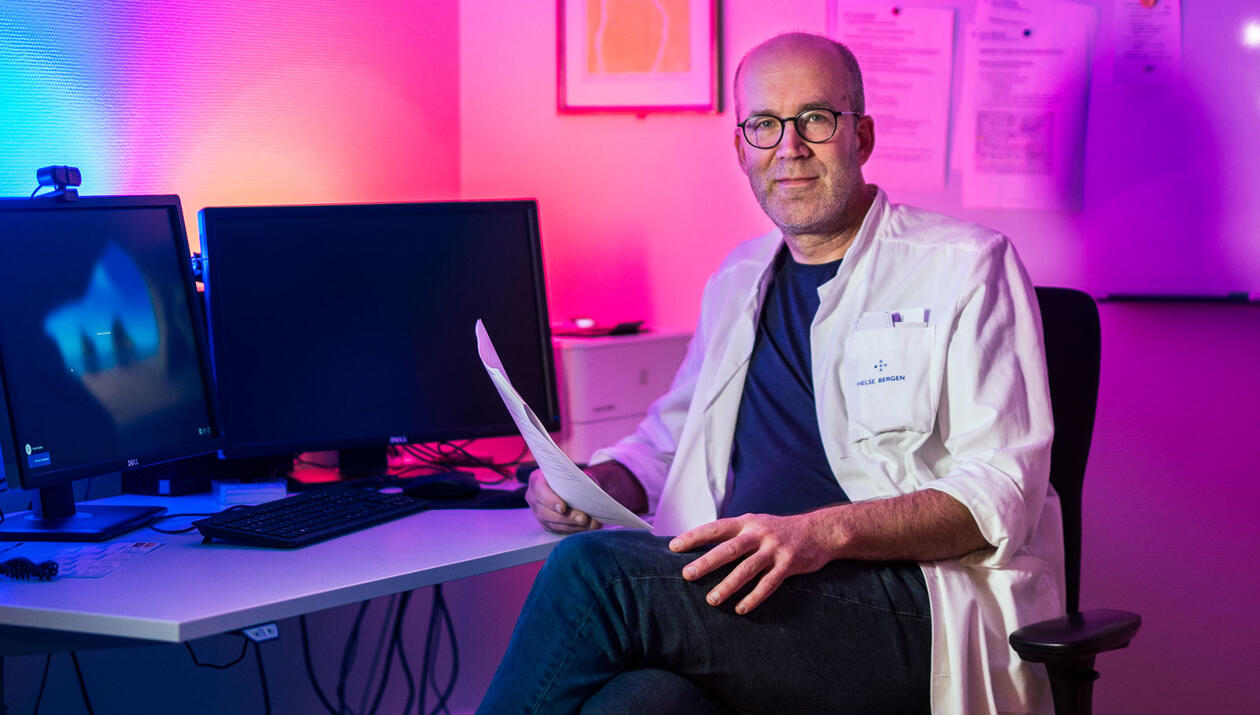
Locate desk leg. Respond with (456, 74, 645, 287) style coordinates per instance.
(1, 654, 7, 715)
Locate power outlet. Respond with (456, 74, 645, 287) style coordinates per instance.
(241, 623, 279, 643)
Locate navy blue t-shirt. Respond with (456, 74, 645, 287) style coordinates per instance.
(721, 247, 850, 518)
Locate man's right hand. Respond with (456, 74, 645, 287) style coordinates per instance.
(525, 460, 648, 534)
(526, 469, 602, 534)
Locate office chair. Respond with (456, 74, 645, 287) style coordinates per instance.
(1007, 287, 1142, 715)
(581, 287, 1141, 715)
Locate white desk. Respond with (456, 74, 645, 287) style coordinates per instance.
(0, 492, 561, 656)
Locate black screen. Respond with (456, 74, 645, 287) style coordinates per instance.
(0, 197, 219, 489)
(199, 200, 558, 457)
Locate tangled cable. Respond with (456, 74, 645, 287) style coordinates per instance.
(0, 556, 59, 580)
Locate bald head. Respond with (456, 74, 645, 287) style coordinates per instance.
(734, 33, 865, 119)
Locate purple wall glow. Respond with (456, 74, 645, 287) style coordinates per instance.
(1084, 302, 1260, 713)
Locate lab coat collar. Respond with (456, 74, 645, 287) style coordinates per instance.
(837, 184, 890, 270)
(699, 185, 890, 415)
(698, 233, 781, 413)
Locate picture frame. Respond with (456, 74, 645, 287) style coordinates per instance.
(557, 0, 718, 112)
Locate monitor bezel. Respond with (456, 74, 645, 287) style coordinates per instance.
(198, 198, 560, 459)
(0, 194, 224, 491)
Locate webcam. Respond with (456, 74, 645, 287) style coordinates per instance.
(32, 165, 82, 201)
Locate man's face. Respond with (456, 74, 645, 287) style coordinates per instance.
(734, 45, 875, 238)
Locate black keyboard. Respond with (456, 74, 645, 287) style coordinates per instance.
(193, 478, 430, 548)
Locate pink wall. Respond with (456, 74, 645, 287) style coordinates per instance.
(459, 0, 820, 332)
(461, 0, 1260, 333)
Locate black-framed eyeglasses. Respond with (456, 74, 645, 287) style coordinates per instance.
(737, 108, 861, 149)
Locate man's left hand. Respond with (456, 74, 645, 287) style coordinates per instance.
(669, 511, 837, 615)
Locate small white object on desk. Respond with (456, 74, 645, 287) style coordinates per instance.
(213, 479, 288, 505)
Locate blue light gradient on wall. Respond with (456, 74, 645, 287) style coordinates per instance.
(0, 4, 124, 196)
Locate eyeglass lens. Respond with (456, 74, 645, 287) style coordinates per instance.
(744, 110, 838, 149)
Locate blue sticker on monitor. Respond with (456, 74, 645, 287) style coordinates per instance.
(28, 452, 51, 468)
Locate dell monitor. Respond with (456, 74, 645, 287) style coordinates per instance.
(198, 200, 559, 466)
(0, 195, 221, 541)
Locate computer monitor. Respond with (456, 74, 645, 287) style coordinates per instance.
(198, 200, 559, 466)
(0, 195, 221, 541)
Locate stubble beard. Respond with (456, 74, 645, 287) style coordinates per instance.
(754, 176, 857, 241)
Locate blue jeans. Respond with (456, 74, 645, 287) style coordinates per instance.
(480, 530, 931, 714)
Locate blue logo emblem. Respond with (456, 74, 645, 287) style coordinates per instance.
(857, 360, 907, 388)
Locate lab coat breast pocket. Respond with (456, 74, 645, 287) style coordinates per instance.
(842, 326, 936, 440)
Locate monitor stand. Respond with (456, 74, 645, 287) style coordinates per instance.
(0, 483, 165, 542)
(337, 447, 388, 478)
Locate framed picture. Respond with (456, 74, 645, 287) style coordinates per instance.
(557, 0, 718, 112)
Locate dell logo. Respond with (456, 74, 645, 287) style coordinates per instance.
(127, 458, 140, 467)
(388, 436, 407, 444)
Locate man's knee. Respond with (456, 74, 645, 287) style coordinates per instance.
(543, 531, 674, 587)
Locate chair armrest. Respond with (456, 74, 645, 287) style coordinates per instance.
(1009, 609, 1142, 663)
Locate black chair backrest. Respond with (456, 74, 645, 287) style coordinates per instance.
(1034, 287, 1101, 616)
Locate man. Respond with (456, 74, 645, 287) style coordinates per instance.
(482, 32, 1063, 715)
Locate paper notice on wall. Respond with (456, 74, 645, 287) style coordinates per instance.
(973, 0, 1053, 29)
(475, 320, 650, 530)
(1113, 0, 1181, 85)
(830, 4, 955, 190)
(954, 0, 1097, 210)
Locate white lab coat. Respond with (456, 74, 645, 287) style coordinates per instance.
(594, 188, 1064, 714)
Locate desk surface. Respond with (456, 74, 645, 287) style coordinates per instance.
(0, 493, 561, 653)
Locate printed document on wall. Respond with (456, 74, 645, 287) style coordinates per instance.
(955, 0, 1097, 210)
(830, 4, 955, 190)
(1113, 0, 1181, 85)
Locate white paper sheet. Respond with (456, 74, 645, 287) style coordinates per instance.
(954, 0, 1097, 210)
(1113, 0, 1181, 85)
(831, 4, 956, 190)
(475, 321, 650, 530)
